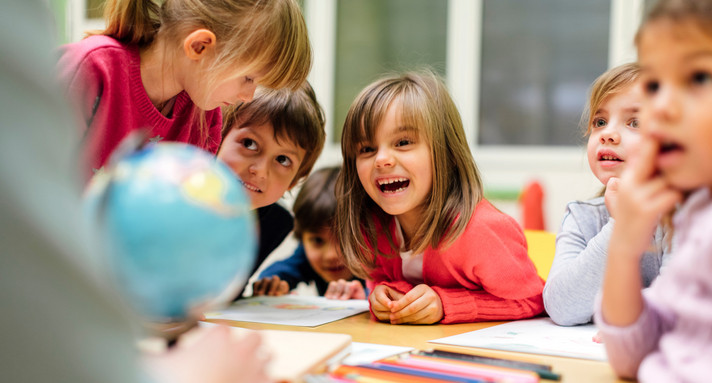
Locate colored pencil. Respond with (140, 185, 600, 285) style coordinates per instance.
(386, 354, 537, 383)
(421, 349, 561, 381)
(363, 363, 492, 383)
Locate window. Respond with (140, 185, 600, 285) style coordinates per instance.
(332, 0, 448, 143)
(478, 0, 610, 146)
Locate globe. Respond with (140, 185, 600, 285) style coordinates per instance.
(85, 141, 256, 321)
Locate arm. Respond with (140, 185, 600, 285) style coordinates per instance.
(543, 202, 612, 325)
(433, 207, 545, 324)
(257, 245, 313, 290)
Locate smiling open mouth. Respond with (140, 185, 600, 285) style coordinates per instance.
(240, 180, 262, 193)
(378, 178, 410, 193)
(598, 154, 622, 161)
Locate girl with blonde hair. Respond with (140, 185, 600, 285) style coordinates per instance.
(58, 0, 311, 180)
(336, 70, 544, 324)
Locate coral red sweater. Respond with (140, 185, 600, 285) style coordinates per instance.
(57, 35, 222, 180)
(367, 200, 545, 324)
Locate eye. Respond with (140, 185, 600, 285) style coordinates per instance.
(395, 138, 413, 147)
(245, 76, 254, 84)
(691, 71, 712, 86)
(276, 155, 292, 167)
(358, 145, 375, 155)
(241, 138, 258, 151)
(592, 118, 607, 128)
(629, 118, 639, 129)
(643, 80, 660, 95)
(308, 235, 326, 246)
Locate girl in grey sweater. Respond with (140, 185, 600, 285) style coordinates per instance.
(543, 63, 672, 326)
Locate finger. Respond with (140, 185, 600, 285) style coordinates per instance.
(339, 282, 355, 300)
(629, 137, 659, 182)
(325, 280, 345, 299)
(267, 277, 283, 296)
(389, 286, 425, 312)
(606, 177, 620, 192)
(252, 279, 267, 296)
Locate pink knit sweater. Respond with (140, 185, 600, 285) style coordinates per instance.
(57, 35, 222, 179)
(367, 200, 545, 324)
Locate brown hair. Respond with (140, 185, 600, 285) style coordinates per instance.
(582, 62, 641, 137)
(90, 0, 312, 146)
(637, 0, 712, 44)
(293, 166, 341, 240)
(220, 81, 326, 188)
(336, 70, 483, 278)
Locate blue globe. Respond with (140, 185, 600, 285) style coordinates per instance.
(85, 142, 256, 321)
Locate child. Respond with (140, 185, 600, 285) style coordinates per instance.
(543, 63, 672, 326)
(252, 166, 366, 300)
(336, 70, 545, 324)
(596, 0, 712, 380)
(57, 0, 311, 180)
(218, 81, 326, 298)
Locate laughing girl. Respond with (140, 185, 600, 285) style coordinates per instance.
(335, 70, 544, 324)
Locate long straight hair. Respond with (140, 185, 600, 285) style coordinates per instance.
(336, 70, 483, 278)
(89, 0, 312, 145)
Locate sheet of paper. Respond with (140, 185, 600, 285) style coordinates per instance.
(205, 295, 370, 327)
(429, 318, 607, 361)
(339, 342, 414, 366)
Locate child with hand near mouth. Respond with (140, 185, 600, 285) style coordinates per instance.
(597, 0, 712, 380)
(252, 166, 366, 300)
(543, 63, 672, 326)
(336, 70, 544, 324)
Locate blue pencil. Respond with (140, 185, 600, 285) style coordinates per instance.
(359, 362, 493, 383)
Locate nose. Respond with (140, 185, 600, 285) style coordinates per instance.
(599, 124, 621, 144)
(237, 82, 258, 103)
(649, 85, 681, 126)
(374, 147, 395, 168)
(248, 158, 267, 179)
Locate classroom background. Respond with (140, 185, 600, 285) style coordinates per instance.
(47, 0, 655, 287)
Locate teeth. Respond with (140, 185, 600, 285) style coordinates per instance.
(240, 180, 261, 192)
(601, 155, 619, 160)
(377, 177, 407, 185)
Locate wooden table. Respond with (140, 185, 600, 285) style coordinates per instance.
(208, 312, 625, 383)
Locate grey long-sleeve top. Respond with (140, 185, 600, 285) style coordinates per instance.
(543, 197, 671, 326)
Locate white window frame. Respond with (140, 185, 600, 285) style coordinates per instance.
(305, 0, 645, 229)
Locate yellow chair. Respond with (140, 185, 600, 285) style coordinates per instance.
(524, 230, 556, 280)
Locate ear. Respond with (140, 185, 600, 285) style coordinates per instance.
(183, 29, 217, 61)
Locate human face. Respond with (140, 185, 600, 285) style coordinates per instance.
(586, 85, 642, 185)
(218, 122, 305, 209)
(302, 228, 353, 283)
(355, 101, 433, 238)
(188, 69, 264, 111)
(638, 20, 712, 191)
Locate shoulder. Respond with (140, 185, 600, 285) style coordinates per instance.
(59, 36, 130, 67)
(57, 36, 133, 86)
(466, 199, 522, 237)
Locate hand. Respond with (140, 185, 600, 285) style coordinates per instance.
(592, 330, 603, 344)
(325, 279, 366, 300)
(610, 138, 682, 258)
(146, 325, 271, 383)
(604, 177, 620, 219)
(368, 285, 404, 322)
(387, 284, 444, 325)
(252, 276, 289, 297)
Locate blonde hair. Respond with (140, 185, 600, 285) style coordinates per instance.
(90, 0, 312, 145)
(336, 70, 483, 278)
(582, 62, 641, 137)
(220, 81, 325, 188)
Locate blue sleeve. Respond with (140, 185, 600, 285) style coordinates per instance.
(258, 245, 319, 290)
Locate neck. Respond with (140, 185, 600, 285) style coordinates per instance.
(397, 209, 422, 251)
(140, 37, 183, 108)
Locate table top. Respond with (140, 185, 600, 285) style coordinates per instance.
(207, 312, 625, 383)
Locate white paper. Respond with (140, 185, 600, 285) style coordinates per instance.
(430, 318, 607, 361)
(204, 295, 370, 327)
(339, 342, 414, 366)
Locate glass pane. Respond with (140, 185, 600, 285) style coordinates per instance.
(479, 0, 610, 146)
(87, 0, 105, 19)
(334, 0, 448, 142)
